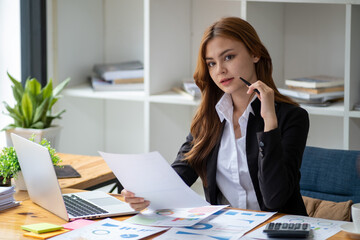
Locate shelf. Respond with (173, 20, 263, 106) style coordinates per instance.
(52, 0, 360, 155)
(63, 84, 145, 101)
(349, 110, 360, 118)
(246, 0, 360, 4)
(300, 102, 344, 116)
(149, 90, 200, 106)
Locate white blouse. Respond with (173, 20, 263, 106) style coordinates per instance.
(215, 93, 260, 210)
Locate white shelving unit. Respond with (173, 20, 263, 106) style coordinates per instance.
(48, 0, 360, 163)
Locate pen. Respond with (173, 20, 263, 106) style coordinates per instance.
(240, 77, 260, 94)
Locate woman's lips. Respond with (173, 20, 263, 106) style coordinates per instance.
(220, 77, 234, 86)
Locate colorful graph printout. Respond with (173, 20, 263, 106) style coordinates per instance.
(153, 228, 231, 240)
(153, 209, 276, 240)
(50, 218, 168, 240)
(124, 205, 227, 227)
(243, 214, 347, 240)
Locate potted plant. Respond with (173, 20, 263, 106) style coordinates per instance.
(2, 72, 70, 148)
(0, 135, 62, 189)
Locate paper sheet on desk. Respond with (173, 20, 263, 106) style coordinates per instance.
(99, 151, 209, 210)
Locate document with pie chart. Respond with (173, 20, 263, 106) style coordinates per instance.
(50, 218, 168, 240)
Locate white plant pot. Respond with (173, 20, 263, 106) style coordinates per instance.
(13, 171, 27, 191)
(5, 125, 62, 149)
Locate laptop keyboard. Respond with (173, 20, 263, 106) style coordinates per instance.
(63, 194, 109, 217)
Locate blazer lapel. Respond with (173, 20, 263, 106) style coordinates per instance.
(246, 98, 265, 207)
(205, 122, 225, 204)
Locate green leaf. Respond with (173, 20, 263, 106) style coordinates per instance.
(7, 72, 23, 94)
(53, 78, 71, 97)
(44, 109, 66, 128)
(33, 97, 50, 123)
(42, 78, 53, 99)
(14, 105, 23, 118)
(8, 113, 22, 123)
(49, 96, 58, 110)
(25, 78, 41, 96)
(3, 101, 16, 114)
(11, 85, 22, 103)
(27, 90, 38, 109)
(48, 109, 66, 119)
(21, 93, 33, 127)
(2, 102, 23, 123)
(30, 121, 45, 129)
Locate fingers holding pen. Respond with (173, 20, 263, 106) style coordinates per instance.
(248, 81, 278, 131)
(247, 80, 273, 100)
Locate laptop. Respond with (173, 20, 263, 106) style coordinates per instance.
(11, 133, 138, 221)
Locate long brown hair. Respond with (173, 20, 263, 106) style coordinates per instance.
(185, 17, 297, 186)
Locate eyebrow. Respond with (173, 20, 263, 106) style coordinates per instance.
(205, 49, 234, 60)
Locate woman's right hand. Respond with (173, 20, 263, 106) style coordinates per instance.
(121, 189, 150, 211)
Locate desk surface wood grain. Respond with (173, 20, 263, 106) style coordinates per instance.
(0, 189, 352, 240)
(57, 153, 116, 190)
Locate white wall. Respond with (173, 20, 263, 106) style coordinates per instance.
(0, 0, 21, 148)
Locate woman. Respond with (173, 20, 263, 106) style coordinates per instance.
(122, 17, 309, 216)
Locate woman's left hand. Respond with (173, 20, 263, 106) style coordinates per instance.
(247, 80, 278, 132)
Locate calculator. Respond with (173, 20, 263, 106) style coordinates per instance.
(263, 222, 311, 238)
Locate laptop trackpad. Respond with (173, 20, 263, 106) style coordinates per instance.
(89, 197, 121, 206)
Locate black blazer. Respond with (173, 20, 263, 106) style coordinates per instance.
(172, 98, 309, 216)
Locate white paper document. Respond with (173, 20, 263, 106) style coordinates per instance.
(0, 186, 15, 195)
(125, 205, 227, 227)
(50, 218, 167, 240)
(99, 151, 209, 210)
(153, 228, 219, 240)
(154, 209, 276, 240)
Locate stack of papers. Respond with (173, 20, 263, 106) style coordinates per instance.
(0, 186, 20, 211)
(97, 151, 277, 240)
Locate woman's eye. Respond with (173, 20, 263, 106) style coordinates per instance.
(207, 62, 215, 68)
(225, 55, 235, 61)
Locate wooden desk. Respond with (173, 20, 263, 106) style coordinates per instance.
(1, 189, 352, 240)
(56, 153, 117, 190)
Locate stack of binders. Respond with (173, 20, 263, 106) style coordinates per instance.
(0, 186, 20, 211)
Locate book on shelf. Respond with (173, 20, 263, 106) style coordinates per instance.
(285, 75, 344, 89)
(90, 76, 144, 91)
(182, 80, 201, 98)
(93, 61, 144, 81)
(172, 87, 199, 100)
(295, 98, 343, 107)
(112, 77, 144, 84)
(93, 75, 144, 85)
(287, 85, 344, 94)
(172, 79, 201, 100)
(278, 88, 344, 104)
(0, 186, 20, 211)
(354, 102, 360, 111)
